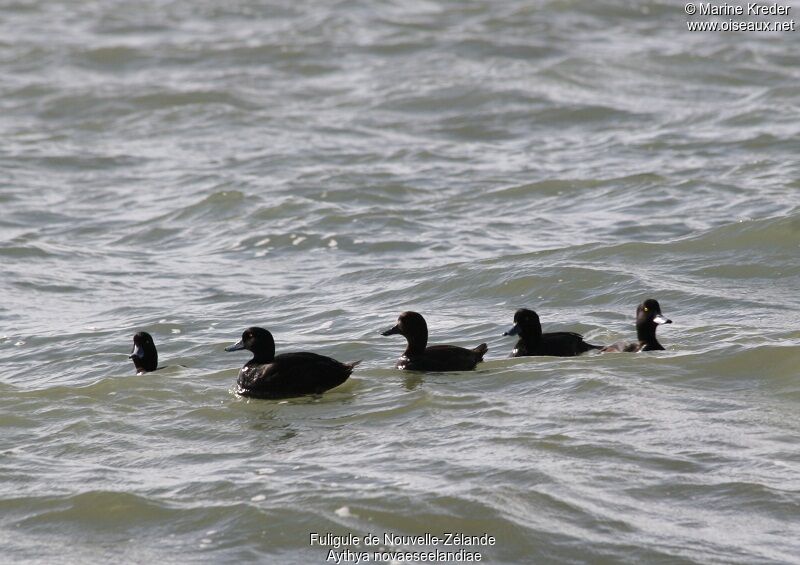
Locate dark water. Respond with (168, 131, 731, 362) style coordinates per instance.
(1, 1, 799, 563)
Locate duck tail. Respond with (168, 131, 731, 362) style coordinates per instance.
(473, 343, 489, 361)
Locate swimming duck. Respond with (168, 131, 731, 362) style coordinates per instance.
(504, 308, 600, 357)
(381, 311, 488, 371)
(130, 331, 158, 373)
(225, 326, 359, 399)
(601, 299, 672, 352)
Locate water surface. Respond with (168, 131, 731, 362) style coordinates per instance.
(1, 1, 799, 563)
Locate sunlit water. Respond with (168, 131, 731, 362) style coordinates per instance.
(1, 1, 799, 563)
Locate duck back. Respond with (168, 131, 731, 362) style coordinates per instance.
(238, 352, 358, 399)
(399, 343, 487, 372)
(513, 332, 599, 357)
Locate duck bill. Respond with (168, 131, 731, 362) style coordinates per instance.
(225, 339, 245, 352)
(653, 314, 672, 325)
(129, 344, 144, 359)
(503, 323, 521, 337)
(381, 324, 400, 336)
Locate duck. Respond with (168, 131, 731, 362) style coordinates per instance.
(381, 311, 488, 371)
(601, 299, 672, 352)
(504, 308, 600, 357)
(225, 326, 360, 399)
(130, 331, 158, 373)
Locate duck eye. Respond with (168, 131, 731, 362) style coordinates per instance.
(643, 307, 649, 312)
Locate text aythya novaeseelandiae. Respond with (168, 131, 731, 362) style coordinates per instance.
(381, 311, 488, 371)
(601, 299, 672, 353)
(504, 308, 600, 357)
(225, 327, 360, 399)
(130, 331, 158, 374)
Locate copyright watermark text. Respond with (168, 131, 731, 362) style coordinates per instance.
(685, 2, 796, 31)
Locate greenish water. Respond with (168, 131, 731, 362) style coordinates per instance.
(1, 1, 799, 563)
